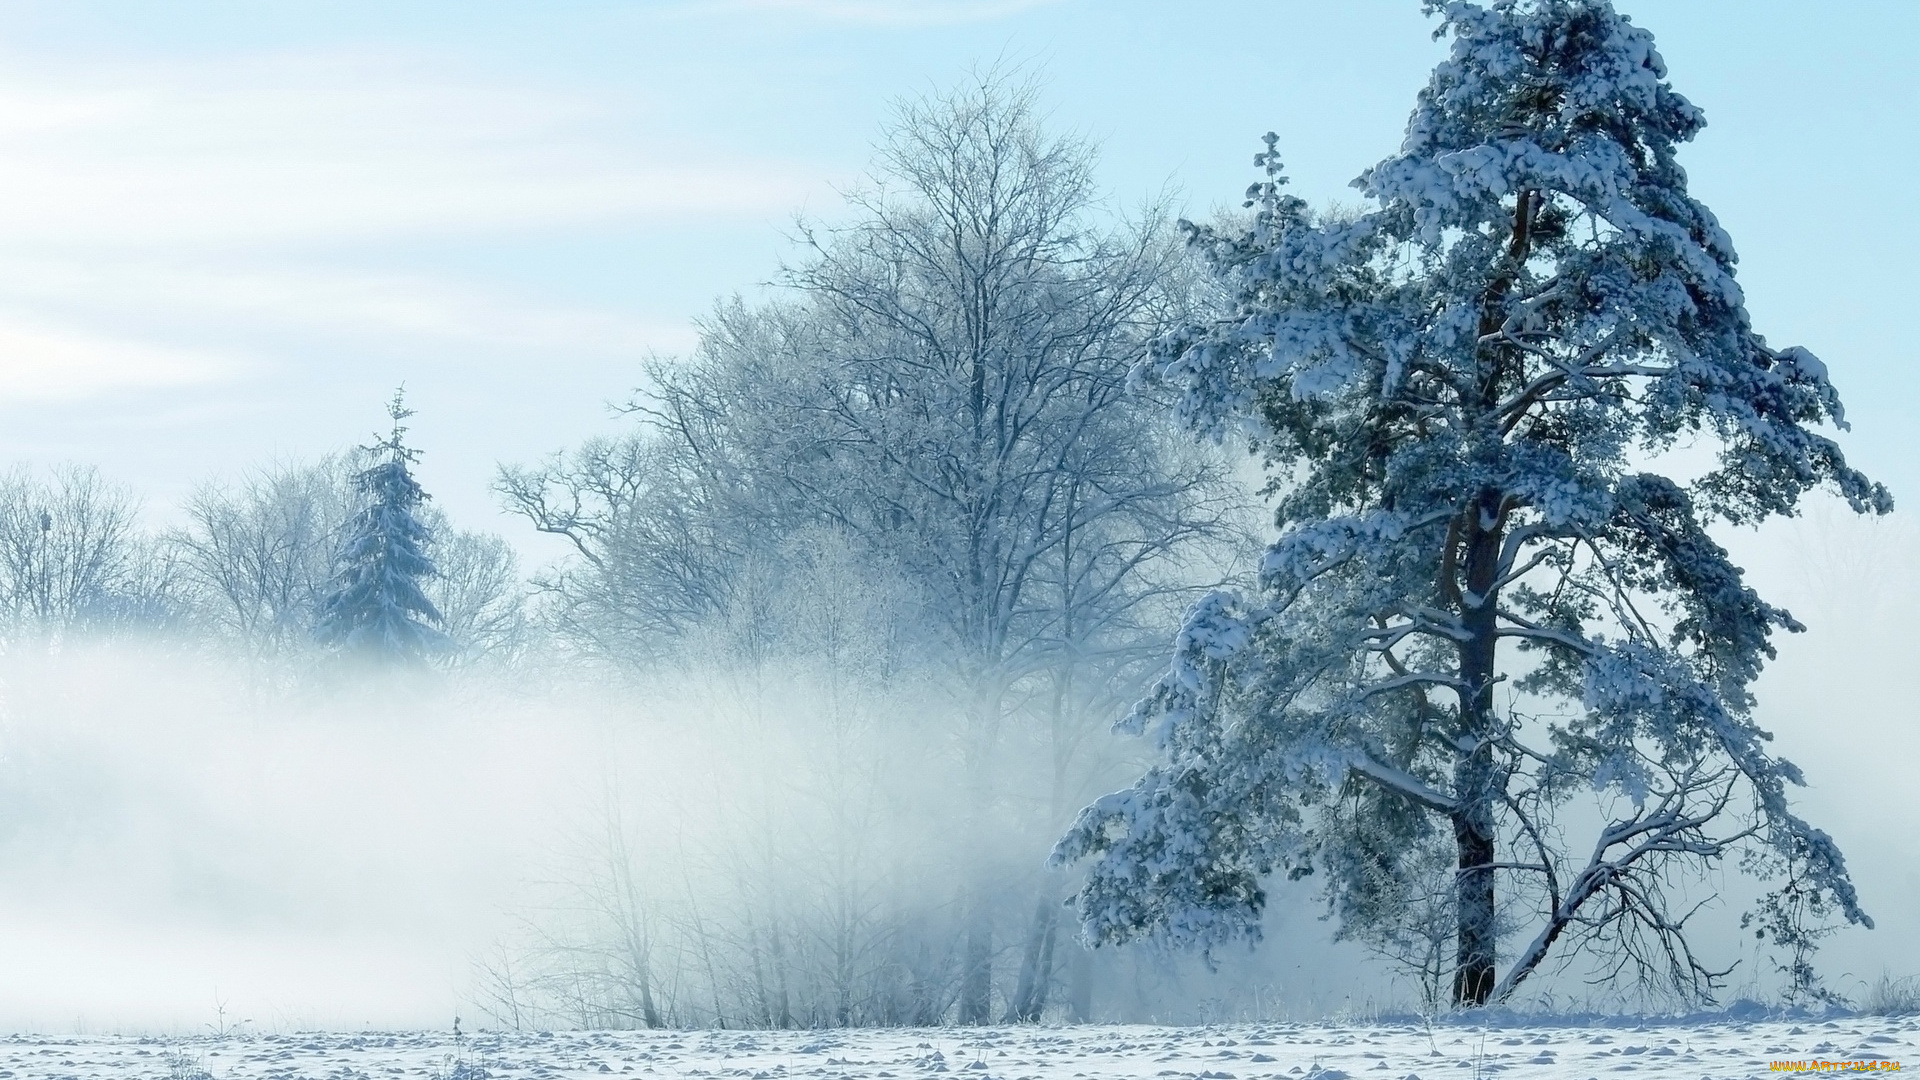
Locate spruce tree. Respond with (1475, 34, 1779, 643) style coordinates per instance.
(315, 391, 449, 662)
(1056, 0, 1888, 1008)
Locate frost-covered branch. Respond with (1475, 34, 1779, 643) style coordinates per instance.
(1345, 752, 1459, 814)
(1492, 765, 1752, 1003)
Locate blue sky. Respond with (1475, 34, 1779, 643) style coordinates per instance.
(0, 0, 1914, 541)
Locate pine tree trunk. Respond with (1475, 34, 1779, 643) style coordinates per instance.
(1450, 490, 1505, 1007)
(1450, 756, 1498, 1006)
(1445, 196, 1533, 1009)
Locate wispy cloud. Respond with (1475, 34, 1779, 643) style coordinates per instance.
(682, 0, 1065, 27)
(0, 49, 824, 249)
(0, 49, 778, 406)
(0, 312, 241, 403)
(0, 257, 699, 357)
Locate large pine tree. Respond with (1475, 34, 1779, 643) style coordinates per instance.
(1056, 0, 1888, 1008)
(315, 391, 448, 662)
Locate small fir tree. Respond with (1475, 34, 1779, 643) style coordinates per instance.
(1055, 0, 1888, 1008)
(315, 391, 449, 662)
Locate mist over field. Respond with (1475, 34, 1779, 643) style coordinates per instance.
(1730, 507, 1920, 993)
(0, 643, 1367, 1032)
(0, 648, 580, 1029)
(0, 503, 1908, 1033)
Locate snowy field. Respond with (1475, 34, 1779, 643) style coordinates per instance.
(6, 1016, 1914, 1080)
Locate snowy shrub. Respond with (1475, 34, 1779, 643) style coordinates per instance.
(1858, 973, 1920, 1017)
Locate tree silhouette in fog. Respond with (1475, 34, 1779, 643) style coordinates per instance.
(315, 390, 448, 662)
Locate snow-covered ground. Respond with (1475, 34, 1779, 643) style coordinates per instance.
(6, 1015, 1914, 1080)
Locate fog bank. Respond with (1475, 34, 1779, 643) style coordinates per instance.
(0, 501, 1912, 1032)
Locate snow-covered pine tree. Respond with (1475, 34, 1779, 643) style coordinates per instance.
(1055, 0, 1889, 1008)
(314, 390, 448, 662)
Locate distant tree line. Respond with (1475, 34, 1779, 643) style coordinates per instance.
(0, 410, 525, 675)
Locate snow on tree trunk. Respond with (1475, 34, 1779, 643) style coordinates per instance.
(1055, 0, 1888, 1010)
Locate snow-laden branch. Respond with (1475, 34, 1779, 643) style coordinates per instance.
(1344, 751, 1458, 814)
(1493, 610, 1595, 656)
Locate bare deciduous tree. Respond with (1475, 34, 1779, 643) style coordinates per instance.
(496, 71, 1250, 1025)
(173, 456, 356, 660)
(0, 465, 161, 640)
